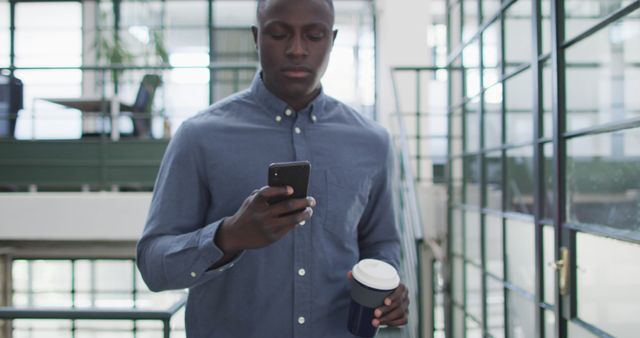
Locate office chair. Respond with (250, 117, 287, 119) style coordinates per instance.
(127, 74, 162, 138)
(0, 74, 23, 139)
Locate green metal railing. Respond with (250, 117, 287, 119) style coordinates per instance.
(0, 139, 168, 190)
(0, 295, 186, 338)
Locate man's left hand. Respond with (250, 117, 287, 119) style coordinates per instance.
(372, 282, 409, 328)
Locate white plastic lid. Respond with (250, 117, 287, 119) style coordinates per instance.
(352, 259, 400, 291)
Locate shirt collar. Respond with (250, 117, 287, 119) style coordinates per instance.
(250, 72, 326, 123)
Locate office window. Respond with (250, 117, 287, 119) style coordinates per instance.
(503, 0, 532, 72)
(11, 259, 186, 337)
(564, 0, 636, 42)
(14, 2, 82, 67)
(565, 13, 640, 132)
(566, 128, 640, 231)
(0, 0, 8, 67)
(576, 233, 640, 338)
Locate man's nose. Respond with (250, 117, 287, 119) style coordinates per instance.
(286, 35, 309, 58)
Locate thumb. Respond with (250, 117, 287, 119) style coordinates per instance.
(347, 271, 353, 280)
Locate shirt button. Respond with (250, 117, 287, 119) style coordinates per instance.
(298, 316, 305, 325)
(299, 220, 306, 226)
(275, 115, 282, 122)
(298, 268, 306, 276)
(311, 115, 317, 122)
(294, 127, 301, 134)
(190, 272, 197, 278)
(285, 108, 293, 116)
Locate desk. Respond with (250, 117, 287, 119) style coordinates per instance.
(42, 96, 133, 140)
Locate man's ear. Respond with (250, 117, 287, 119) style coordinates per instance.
(332, 29, 338, 45)
(251, 26, 259, 49)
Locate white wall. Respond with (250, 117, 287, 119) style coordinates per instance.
(375, 0, 432, 126)
(0, 193, 151, 241)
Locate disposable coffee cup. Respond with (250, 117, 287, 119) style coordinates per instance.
(347, 259, 400, 337)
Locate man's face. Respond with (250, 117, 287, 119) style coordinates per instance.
(252, 0, 336, 108)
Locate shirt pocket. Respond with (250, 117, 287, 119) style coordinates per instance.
(325, 167, 372, 237)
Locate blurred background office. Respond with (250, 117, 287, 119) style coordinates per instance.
(0, 0, 639, 337)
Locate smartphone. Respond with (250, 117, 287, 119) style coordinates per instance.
(267, 160, 311, 205)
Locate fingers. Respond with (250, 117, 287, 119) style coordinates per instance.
(269, 196, 316, 218)
(255, 185, 293, 203)
(373, 284, 409, 327)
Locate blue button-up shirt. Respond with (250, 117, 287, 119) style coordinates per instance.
(137, 73, 400, 337)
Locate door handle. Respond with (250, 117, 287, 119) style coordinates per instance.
(551, 247, 569, 296)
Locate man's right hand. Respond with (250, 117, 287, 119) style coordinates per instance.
(214, 185, 315, 257)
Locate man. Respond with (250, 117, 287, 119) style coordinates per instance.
(136, 0, 410, 336)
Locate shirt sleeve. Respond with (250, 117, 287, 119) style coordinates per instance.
(357, 131, 401, 270)
(136, 120, 243, 292)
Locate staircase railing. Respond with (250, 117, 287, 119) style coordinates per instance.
(388, 66, 448, 338)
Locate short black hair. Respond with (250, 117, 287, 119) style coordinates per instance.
(256, 0, 335, 23)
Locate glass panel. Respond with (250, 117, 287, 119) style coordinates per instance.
(451, 109, 463, 156)
(486, 151, 502, 210)
(464, 155, 481, 206)
(466, 263, 483, 321)
(212, 28, 258, 63)
(464, 39, 481, 98)
(567, 320, 600, 338)
(467, 316, 483, 338)
(577, 233, 640, 337)
(565, 12, 640, 132)
(483, 20, 501, 88)
(566, 129, 640, 231)
(12, 260, 29, 293)
(487, 277, 505, 338)
(465, 98, 480, 152)
(542, 225, 555, 305)
(567, 322, 602, 338)
(504, 0, 532, 72)
(465, 211, 481, 263)
(453, 305, 466, 338)
(452, 208, 464, 255)
(13, 319, 73, 338)
(564, 0, 636, 42)
(485, 214, 503, 278)
(462, 0, 479, 42)
(505, 68, 533, 144)
(12, 260, 73, 307)
(118, 2, 168, 66)
(544, 310, 556, 338)
(166, 1, 207, 27)
(213, 0, 257, 27)
(14, 2, 82, 67)
(0, 1, 8, 67)
(451, 56, 464, 107)
(327, 2, 376, 113)
(541, 0, 551, 56)
(74, 320, 134, 337)
(542, 142, 554, 220)
(484, 85, 502, 149)
(450, 2, 462, 52)
(541, 60, 552, 140)
(483, 0, 502, 23)
(506, 218, 535, 293)
(453, 256, 465, 304)
(452, 157, 464, 205)
(506, 146, 534, 215)
(507, 291, 536, 338)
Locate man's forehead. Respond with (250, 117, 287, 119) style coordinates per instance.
(257, 0, 334, 23)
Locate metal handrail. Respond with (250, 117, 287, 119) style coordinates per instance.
(390, 67, 446, 260)
(0, 294, 187, 338)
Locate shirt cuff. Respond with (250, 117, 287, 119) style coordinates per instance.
(196, 218, 245, 275)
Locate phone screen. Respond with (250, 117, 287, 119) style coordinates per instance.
(268, 160, 310, 205)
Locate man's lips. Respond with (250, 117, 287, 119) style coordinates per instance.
(282, 67, 312, 79)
